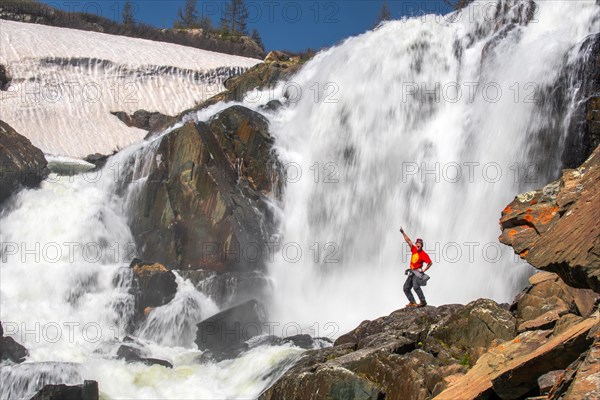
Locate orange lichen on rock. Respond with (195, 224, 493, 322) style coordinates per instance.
(133, 261, 169, 275)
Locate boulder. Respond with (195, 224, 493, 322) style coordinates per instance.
(537, 370, 564, 395)
(129, 258, 177, 323)
(513, 272, 598, 333)
(29, 380, 98, 400)
(0, 120, 49, 204)
(428, 299, 517, 363)
(116, 344, 172, 368)
(129, 106, 282, 272)
(434, 315, 597, 400)
(195, 299, 265, 361)
(261, 304, 518, 400)
(499, 145, 600, 292)
(0, 322, 29, 363)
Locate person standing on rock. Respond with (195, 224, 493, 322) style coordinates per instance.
(400, 227, 432, 308)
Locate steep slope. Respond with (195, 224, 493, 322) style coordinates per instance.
(0, 20, 261, 158)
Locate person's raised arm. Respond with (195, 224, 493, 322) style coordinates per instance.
(399, 227, 413, 248)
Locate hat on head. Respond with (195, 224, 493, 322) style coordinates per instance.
(416, 238, 424, 244)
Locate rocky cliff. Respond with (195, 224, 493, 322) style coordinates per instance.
(499, 144, 600, 292)
(260, 272, 599, 400)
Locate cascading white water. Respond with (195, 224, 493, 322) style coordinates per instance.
(0, 122, 304, 399)
(0, 20, 260, 158)
(1, 1, 599, 398)
(265, 0, 600, 335)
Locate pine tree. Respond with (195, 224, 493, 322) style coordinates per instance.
(177, 0, 199, 28)
(222, 0, 249, 35)
(122, 1, 135, 26)
(374, 0, 392, 27)
(251, 28, 264, 51)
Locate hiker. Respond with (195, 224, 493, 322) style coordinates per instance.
(399, 227, 432, 308)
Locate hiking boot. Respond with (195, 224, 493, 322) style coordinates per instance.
(405, 302, 417, 308)
(417, 301, 427, 308)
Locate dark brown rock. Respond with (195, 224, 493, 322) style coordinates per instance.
(110, 110, 176, 137)
(129, 258, 177, 323)
(499, 145, 600, 292)
(116, 344, 173, 368)
(0, 120, 49, 204)
(29, 380, 98, 400)
(195, 299, 265, 361)
(129, 106, 282, 272)
(261, 303, 516, 400)
(182, 55, 302, 114)
(0, 64, 10, 90)
(560, 339, 600, 399)
(0, 322, 29, 364)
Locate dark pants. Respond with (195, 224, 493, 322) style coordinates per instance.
(403, 271, 426, 303)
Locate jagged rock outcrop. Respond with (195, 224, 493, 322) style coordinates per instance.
(436, 316, 597, 400)
(129, 105, 282, 272)
(29, 380, 98, 400)
(499, 144, 600, 292)
(261, 270, 599, 400)
(0, 322, 29, 363)
(110, 110, 176, 136)
(182, 51, 302, 114)
(129, 259, 177, 324)
(0, 120, 49, 204)
(261, 300, 517, 400)
(195, 299, 266, 361)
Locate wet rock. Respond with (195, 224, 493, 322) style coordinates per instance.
(129, 106, 282, 272)
(0, 322, 29, 363)
(259, 100, 283, 112)
(562, 33, 600, 168)
(29, 380, 98, 400)
(499, 146, 600, 293)
(0, 120, 49, 205)
(129, 258, 177, 323)
(83, 152, 116, 171)
(195, 299, 265, 361)
(116, 345, 173, 368)
(177, 269, 269, 308)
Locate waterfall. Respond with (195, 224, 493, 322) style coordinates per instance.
(265, 0, 599, 335)
(1, 0, 598, 398)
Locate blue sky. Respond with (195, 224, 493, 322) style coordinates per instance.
(39, 1, 454, 52)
